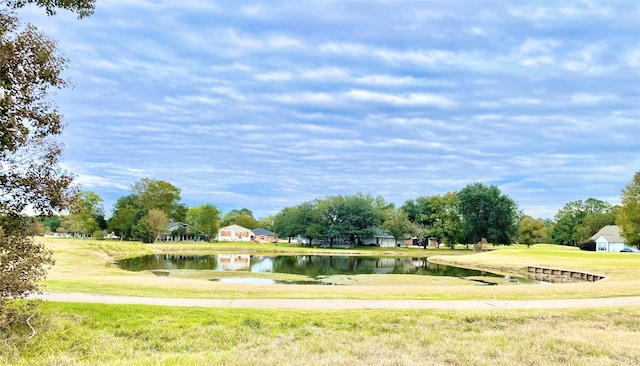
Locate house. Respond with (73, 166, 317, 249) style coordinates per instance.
(252, 228, 278, 243)
(217, 224, 253, 242)
(360, 228, 397, 248)
(156, 222, 207, 242)
(318, 228, 397, 248)
(590, 225, 628, 252)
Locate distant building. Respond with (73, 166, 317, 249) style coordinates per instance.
(217, 224, 253, 242)
(590, 225, 627, 252)
(156, 222, 207, 242)
(252, 228, 278, 243)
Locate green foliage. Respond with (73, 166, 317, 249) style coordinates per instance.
(382, 207, 412, 244)
(108, 203, 137, 240)
(458, 183, 518, 245)
(221, 208, 258, 229)
(66, 190, 105, 236)
(92, 229, 104, 240)
(186, 204, 221, 242)
(617, 171, 640, 247)
(1, 0, 91, 318)
(320, 194, 382, 246)
(135, 208, 169, 243)
(6, 0, 96, 18)
(0, 218, 54, 304)
(131, 178, 186, 222)
(401, 192, 463, 246)
(518, 216, 545, 247)
(552, 198, 616, 245)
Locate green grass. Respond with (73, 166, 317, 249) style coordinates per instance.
(40, 238, 640, 300)
(4, 238, 640, 365)
(3, 302, 640, 365)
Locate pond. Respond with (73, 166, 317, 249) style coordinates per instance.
(117, 254, 534, 285)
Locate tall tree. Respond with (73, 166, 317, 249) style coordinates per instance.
(319, 195, 381, 247)
(618, 171, 640, 248)
(0, 0, 95, 323)
(131, 178, 186, 221)
(186, 204, 221, 242)
(272, 206, 300, 243)
(108, 204, 137, 240)
(458, 183, 518, 245)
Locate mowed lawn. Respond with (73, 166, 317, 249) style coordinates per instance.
(3, 238, 640, 365)
(41, 237, 640, 300)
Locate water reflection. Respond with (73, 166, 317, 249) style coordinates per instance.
(118, 254, 504, 279)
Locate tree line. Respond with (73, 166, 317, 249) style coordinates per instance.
(31, 173, 640, 249)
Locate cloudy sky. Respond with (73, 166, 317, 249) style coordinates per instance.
(20, 1, 640, 219)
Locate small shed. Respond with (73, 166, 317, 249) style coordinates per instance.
(590, 225, 627, 252)
(252, 228, 278, 243)
(217, 224, 253, 242)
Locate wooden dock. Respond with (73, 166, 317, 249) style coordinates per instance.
(526, 266, 606, 283)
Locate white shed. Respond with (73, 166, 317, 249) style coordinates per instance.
(590, 225, 627, 252)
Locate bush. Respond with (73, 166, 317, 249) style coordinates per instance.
(93, 230, 105, 240)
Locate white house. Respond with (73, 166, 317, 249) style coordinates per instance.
(217, 224, 253, 242)
(590, 225, 627, 252)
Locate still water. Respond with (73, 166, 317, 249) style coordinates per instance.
(118, 254, 511, 281)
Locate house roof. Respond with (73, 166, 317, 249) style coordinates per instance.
(253, 228, 276, 236)
(374, 228, 393, 238)
(589, 225, 626, 243)
(165, 222, 207, 236)
(219, 224, 251, 232)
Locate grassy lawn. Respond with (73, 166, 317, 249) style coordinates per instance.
(3, 238, 640, 365)
(3, 302, 639, 365)
(41, 237, 640, 300)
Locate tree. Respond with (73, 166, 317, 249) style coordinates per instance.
(319, 195, 381, 247)
(518, 216, 545, 248)
(68, 191, 104, 237)
(272, 206, 300, 243)
(1, 0, 95, 325)
(618, 171, 640, 248)
(186, 204, 221, 242)
(221, 208, 258, 229)
(382, 208, 412, 246)
(552, 198, 614, 245)
(458, 183, 518, 245)
(108, 204, 137, 240)
(131, 178, 186, 221)
(136, 208, 169, 243)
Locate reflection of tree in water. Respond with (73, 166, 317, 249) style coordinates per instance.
(118, 254, 219, 271)
(271, 256, 378, 277)
(119, 255, 503, 279)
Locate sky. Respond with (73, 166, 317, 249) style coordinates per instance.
(18, 0, 640, 219)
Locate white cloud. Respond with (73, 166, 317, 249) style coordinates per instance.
(23, 1, 637, 219)
(355, 74, 418, 86)
(254, 72, 293, 81)
(344, 90, 455, 107)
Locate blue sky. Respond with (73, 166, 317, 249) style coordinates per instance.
(20, 1, 640, 219)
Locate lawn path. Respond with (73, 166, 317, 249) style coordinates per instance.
(35, 292, 640, 309)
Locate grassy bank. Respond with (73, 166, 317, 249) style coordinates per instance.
(3, 302, 640, 365)
(41, 238, 640, 300)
